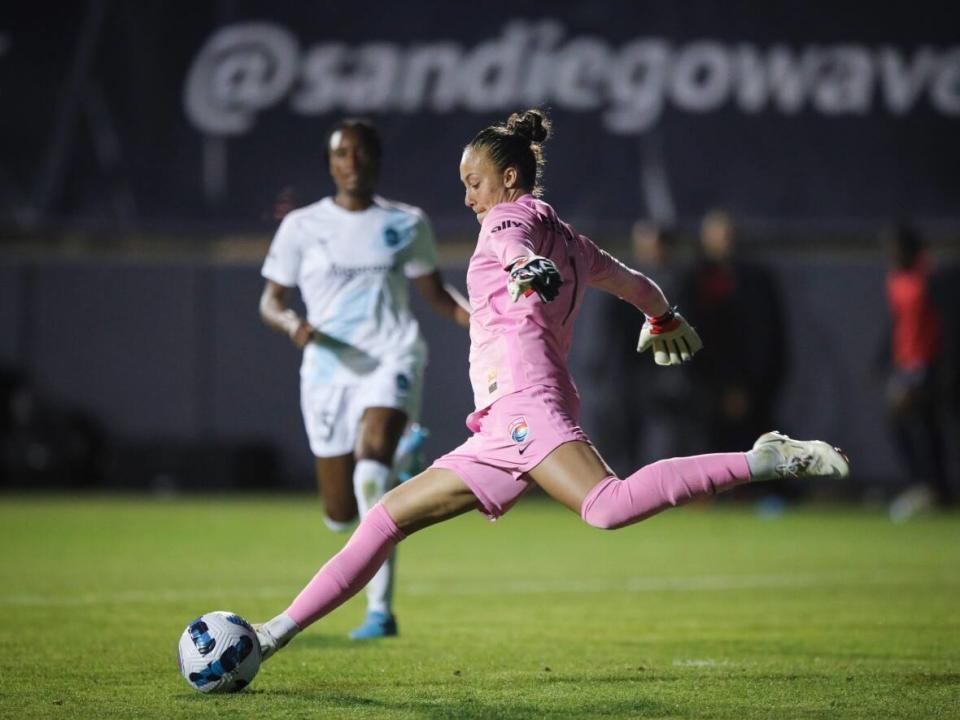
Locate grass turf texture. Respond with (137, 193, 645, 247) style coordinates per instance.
(0, 496, 957, 719)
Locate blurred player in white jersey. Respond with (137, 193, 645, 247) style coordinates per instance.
(259, 119, 470, 639)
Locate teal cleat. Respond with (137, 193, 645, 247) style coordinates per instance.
(394, 424, 430, 483)
(349, 611, 398, 640)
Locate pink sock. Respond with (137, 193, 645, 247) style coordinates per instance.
(580, 453, 751, 529)
(286, 503, 405, 629)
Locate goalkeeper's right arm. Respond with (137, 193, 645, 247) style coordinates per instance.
(506, 255, 564, 303)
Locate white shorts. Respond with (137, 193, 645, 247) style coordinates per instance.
(300, 356, 424, 458)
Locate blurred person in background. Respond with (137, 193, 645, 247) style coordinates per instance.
(591, 222, 695, 470)
(680, 210, 786, 453)
(259, 119, 471, 638)
(0, 367, 103, 488)
(883, 225, 954, 521)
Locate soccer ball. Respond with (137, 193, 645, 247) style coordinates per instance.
(177, 611, 261, 693)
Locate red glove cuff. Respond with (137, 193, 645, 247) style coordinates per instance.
(648, 307, 682, 334)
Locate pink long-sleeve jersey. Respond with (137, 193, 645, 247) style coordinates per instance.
(465, 194, 667, 426)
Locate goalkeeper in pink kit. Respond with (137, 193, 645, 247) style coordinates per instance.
(253, 109, 850, 656)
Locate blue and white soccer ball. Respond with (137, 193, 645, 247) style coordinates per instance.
(177, 611, 261, 693)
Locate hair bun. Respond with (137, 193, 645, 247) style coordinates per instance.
(507, 109, 551, 144)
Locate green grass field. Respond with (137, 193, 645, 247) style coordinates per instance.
(1, 495, 958, 719)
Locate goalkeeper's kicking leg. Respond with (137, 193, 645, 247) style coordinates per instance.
(529, 434, 848, 530)
(255, 431, 848, 658)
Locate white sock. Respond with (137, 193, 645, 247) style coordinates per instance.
(353, 459, 395, 615)
(322, 515, 356, 533)
(745, 446, 779, 482)
(263, 611, 300, 645)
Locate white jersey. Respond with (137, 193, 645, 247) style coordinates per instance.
(262, 195, 437, 386)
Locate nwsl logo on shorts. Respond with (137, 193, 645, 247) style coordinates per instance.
(509, 417, 529, 443)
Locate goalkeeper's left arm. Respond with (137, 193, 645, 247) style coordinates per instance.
(584, 240, 702, 366)
(636, 306, 703, 366)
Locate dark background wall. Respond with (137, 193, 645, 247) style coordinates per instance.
(0, 255, 914, 490)
(1, 2, 958, 495)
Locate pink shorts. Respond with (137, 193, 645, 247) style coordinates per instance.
(430, 385, 590, 519)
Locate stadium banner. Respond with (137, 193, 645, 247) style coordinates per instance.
(1, 2, 958, 232)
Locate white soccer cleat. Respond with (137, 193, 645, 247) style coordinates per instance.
(751, 431, 850, 481)
(253, 623, 287, 663)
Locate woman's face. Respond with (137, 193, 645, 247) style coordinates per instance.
(459, 146, 520, 224)
(328, 127, 379, 197)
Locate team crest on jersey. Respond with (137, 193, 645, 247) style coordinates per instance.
(509, 417, 529, 443)
(382, 223, 413, 249)
(384, 227, 401, 247)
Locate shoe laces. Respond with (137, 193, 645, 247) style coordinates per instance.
(775, 453, 813, 479)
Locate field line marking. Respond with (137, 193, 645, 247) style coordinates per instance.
(0, 572, 937, 607)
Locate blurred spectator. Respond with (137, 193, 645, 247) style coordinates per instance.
(679, 210, 786, 453)
(882, 225, 954, 520)
(590, 222, 696, 471)
(0, 367, 104, 488)
(272, 185, 301, 221)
